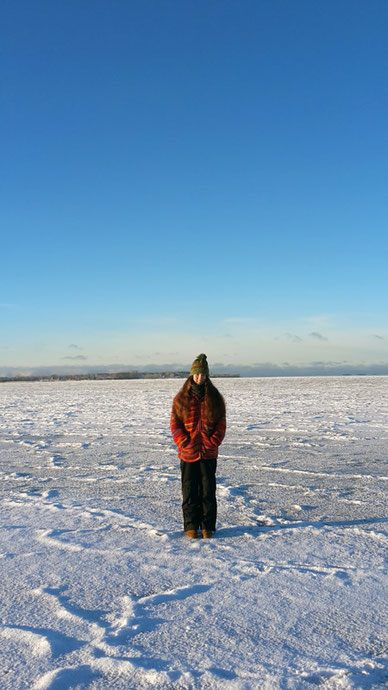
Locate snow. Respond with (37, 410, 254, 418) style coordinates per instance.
(0, 376, 387, 689)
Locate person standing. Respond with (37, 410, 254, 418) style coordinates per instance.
(170, 354, 226, 539)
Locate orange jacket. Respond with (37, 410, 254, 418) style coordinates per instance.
(171, 392, 226, 463)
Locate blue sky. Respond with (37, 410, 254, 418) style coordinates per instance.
(2, 0, 388, 375)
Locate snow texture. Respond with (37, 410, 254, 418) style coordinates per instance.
(0, 376, 387, 689)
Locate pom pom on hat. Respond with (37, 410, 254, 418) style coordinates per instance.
(190, 353, 209, 377)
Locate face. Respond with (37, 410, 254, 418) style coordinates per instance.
(193, 373, 206, 385)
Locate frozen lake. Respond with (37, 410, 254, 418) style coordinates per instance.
(0, 376, 387, 689)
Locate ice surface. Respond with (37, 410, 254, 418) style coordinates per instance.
(0, 377, 387, 689)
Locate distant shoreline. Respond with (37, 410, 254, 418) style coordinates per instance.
(1, 372, 387, 383)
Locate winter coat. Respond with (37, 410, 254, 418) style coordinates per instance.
(170, 390, 226, 463)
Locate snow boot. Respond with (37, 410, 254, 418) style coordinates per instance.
(202, 530, 213, 539)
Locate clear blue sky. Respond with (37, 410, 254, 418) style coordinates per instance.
(2, 0, 388, 374)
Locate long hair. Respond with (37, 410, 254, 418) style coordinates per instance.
(173, 376, 226, 425)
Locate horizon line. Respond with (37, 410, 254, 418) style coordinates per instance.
(1, 361, 388, 379)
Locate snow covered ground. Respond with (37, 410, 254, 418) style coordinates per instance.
(0, 376, 387, 690)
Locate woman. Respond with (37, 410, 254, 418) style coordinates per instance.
(170, 354, 226, 539)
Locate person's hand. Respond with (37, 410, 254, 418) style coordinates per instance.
(203, 434, 217, 448)
(180, 434, 190, 448)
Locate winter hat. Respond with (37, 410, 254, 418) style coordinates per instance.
(190, 353, 209, 377)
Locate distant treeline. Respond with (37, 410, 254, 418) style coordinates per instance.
(0, 371, 239, 383)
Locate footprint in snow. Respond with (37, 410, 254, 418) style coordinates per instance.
(49, 455, 65, 467)
(106, 585, 212, 646)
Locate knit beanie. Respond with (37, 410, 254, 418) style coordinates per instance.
(190, 353, 209, 377)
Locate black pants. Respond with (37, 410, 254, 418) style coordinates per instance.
(180, 458, 217, 532)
